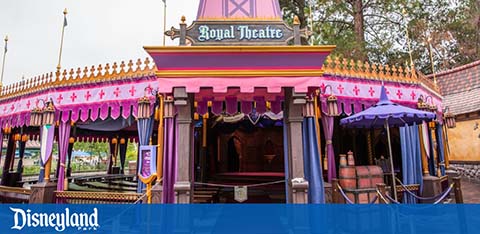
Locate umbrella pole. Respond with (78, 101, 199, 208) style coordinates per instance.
(385, 120, 398, 201)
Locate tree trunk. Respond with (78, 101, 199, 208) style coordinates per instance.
(352, 0, 367, 61)
(476, 0, 480, 57)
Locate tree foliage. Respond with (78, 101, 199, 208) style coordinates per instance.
(280, 0, 480, 73)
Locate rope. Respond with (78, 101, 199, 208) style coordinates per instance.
(336, 184, 354, 204)
(368, 195, 378, 204)
(134, 178, 163, 204)
(396, 178, 454, 201)
(433, 185, 454, 204)
(376, 189, 390, 204)
(194, 180, 285, 188)
(134, 192, 148, 204)
(385, 193, 401, 204)
(384, 183, 454, 205)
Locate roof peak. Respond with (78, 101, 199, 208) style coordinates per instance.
(197, 0, 283, 21)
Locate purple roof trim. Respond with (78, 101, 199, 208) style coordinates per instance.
(340, 86, 436, 128)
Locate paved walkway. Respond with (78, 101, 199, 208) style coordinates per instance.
(461, 178, 480, 203)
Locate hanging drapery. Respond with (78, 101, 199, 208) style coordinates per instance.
(420, 122, 430, 160)
(107, 140, 117, 174)
(119, 140, 127, 174)
(162, 117, 178, 203)
(321, 116, 336, 182)
(16, 137, 27, 180)
(282, 117, 290, 203)
(399, 123, 423, 204)
(302, 118, 325, 204)
(38, 125, 55, 182)
(137, 117, 154, 193)
(57, 121, 71, 191)
(1, 135, 15, 185)
(418, 123, 428, 176)
(435, 125, 446, 176)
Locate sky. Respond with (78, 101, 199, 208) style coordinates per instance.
(0, 0, 198, 86)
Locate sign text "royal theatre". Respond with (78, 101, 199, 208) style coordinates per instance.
(198, 25, 284, 42)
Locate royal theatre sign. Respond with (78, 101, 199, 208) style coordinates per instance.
(165, 19, 308, 46)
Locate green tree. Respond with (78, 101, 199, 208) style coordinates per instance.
(73, 142, 109, 160)
(280, 0, 480, 73)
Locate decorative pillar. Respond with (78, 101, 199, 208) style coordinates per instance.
(9, 133, 20, 171)
(108, 137, 118, 174)
(119, 138, 127, 174)
(173, 87, 193, 204)
(1, 130, 15, 186)
(418, 124, 430, 176)
(293, 16, 301, 45)
(66, 137, 75, 177)
(16, 134, 28, 180)
(179, 16, 187, 46)
(284, 88, 308, 204)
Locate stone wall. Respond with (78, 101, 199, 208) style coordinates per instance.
(450, 163, 480, 181)
(446, 117, 480, 161)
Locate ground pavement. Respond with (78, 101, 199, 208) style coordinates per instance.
(461, 178, 480, 204)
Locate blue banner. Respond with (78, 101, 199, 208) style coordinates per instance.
(0, 204, 478, 234)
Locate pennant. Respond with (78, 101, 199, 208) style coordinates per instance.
(63, 15, 68, 27)
(40, 125, 55, 164)
(3, 41, 6, 54)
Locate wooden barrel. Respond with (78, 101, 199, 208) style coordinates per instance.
(338, 166, 357, 190)
(355, 166, 384, 189)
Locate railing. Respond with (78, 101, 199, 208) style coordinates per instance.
(0, 58, 156, 100)
(55, 191, 142, 204)
(0, 185, 31, 203)
(0, 54, 441, 101)
(323, 56, 440, 93)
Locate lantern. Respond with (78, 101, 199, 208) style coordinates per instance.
(137, 96, 151, 119)
(443, 108, 456, 128)
(30, 107, 44, 127)
(14, 134, 21, 141)
(164, 96, 174, 118)
(42, 101, 56, 126)
(69, 137, 75, 144)
(417, 98, 429, 111)
(304, 99, 315, 117)
(120, 138, 126, 144)
(327, 95, 339, 116)
(21, 134, 29, 142)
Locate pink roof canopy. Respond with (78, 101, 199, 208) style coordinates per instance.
(197, 0, 283, 21)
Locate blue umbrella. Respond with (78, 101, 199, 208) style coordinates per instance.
(340, 85, 436, 200)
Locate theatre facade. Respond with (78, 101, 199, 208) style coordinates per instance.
(0, 0, 450, 204)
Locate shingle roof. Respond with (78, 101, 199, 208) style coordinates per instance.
(434, 60, 480, 115)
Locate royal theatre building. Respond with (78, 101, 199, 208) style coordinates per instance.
(0, 0, 455, 205)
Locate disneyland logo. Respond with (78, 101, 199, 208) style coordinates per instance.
(10, 207, 99, 232)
